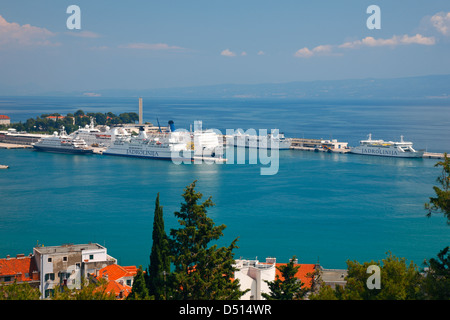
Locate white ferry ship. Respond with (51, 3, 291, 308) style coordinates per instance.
(103, 121, 224, 162)
(70, 118, 130, 147)
(32, 127, 93, 155)
(226, 130, 292, 150)
(350, 134, 424, 158)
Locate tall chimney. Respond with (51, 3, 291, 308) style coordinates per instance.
(139, 97, 143, 125)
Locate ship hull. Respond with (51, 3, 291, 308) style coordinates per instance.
(33, 145, 93, 155)
(103, 146, 194, 161)
(228, 137, 292, 150)
(350, 147, 424, 158)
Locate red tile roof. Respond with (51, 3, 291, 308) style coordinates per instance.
(96, 264, 137, 282)
(95, 264, 138, 299)
(46, 116, 65, 119)
(0, 256, 39, 282)
(275, 263, 316, 288)
(0, 115, 10, 119)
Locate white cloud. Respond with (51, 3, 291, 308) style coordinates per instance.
(0, 14, 58, 47)
(430, 11, 450, 36)
(296, 33, 435, 58)
(220, 49, 236, 57)
(119, 42, 185, 50)
(257, 50, 265, 55)
(294, 44, 333, 58)
(294, 47, 313, 58)
(340, 34, 435, 49)
(241, 51, 247, 56)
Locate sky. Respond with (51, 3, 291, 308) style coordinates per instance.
(0, 0, 450, 94)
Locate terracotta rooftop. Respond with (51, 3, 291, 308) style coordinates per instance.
(275, 263, 316, 288)
(96, 264, 137, 282)
(0, 255, 39, 282)
(95, 264, 138, 299)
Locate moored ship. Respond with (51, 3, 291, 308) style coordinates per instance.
(103, 121, 225, 162)
(350, 134, 424, 158)
(226, 130, 292, 150)
(32, 127, 93, 155)
(70, 117, 131, 147)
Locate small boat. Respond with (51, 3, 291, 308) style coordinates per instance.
(0, 165, 9, 169)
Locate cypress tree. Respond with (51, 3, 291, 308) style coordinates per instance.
(148, 193, 170, 300)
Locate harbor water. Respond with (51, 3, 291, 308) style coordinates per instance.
(0, 96, 449, 269)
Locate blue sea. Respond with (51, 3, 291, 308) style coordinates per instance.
(0, 96, 449, 269)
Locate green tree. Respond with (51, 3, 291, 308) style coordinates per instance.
(147, 193, 170, 300)
(127, 266, 151, 300)
(0, 280, 40, 300)
(167, 181, 244, 300)
(51, 277, 115, 300)
(422, 246, 450, 299)
(74, 109, 85, 117)
(261, 256, 309, 300)
(95, 113, 107, 125)
(425, 153, 450, 224)
(310, 252, 423, 300)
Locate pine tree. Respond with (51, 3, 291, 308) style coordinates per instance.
(425, 153, 450, 224)
(127, 266, 150, 300)
(167, 180, 244, 300)
(422, 246, 450, 299)
(262, 256, 309, 300)
(147, 193, 170, 300)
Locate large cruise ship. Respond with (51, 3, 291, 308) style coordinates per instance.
(226, 130, 292, 150)
(103, 121, 225, 162)
(32, 127, 93, 154)
(350, 134, 424, 158)
(70, 118, 130, 147)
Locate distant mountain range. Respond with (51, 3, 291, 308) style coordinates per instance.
(10, 74, 450, 100)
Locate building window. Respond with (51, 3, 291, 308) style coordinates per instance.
(63, 256, 68, 262)
(4, 276, 12, 282)
(45, 273, 55, 281)
(45, 289, 54, 299)
(76, 263, 81, 269)
(89, 254, 94, 260)
(48, 257, 52, 262)
(126, 279, 132, 286)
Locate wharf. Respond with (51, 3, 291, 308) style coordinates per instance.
(290, 145, 351, 153)
(423, 152, 447, 159)
(0, 142, 32, 149)
(90, 147, 107, 155)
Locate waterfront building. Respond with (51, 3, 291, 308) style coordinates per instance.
(45, 115, 65, 121)
(0, 254, 40, 287)
(233, 257, 317, 300)
(33, 243, 117, 299)
(0, 115, 10, 125)
(94, 264, 138, 299)
(316, 267, 347, 289)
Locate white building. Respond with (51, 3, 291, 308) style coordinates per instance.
(33, 243, 117, 299)
(233, 258, 277, 300)
(0, 115, 10, 125)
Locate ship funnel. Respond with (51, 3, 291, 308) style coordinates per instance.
(138, 126, 147, 138)
(168, 120, 176, 132)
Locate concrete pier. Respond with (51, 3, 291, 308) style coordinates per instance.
(0, 142, 32, 149)
(423, 152, 447, 159)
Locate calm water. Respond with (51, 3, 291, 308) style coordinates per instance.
(0, 96, 449, 269)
